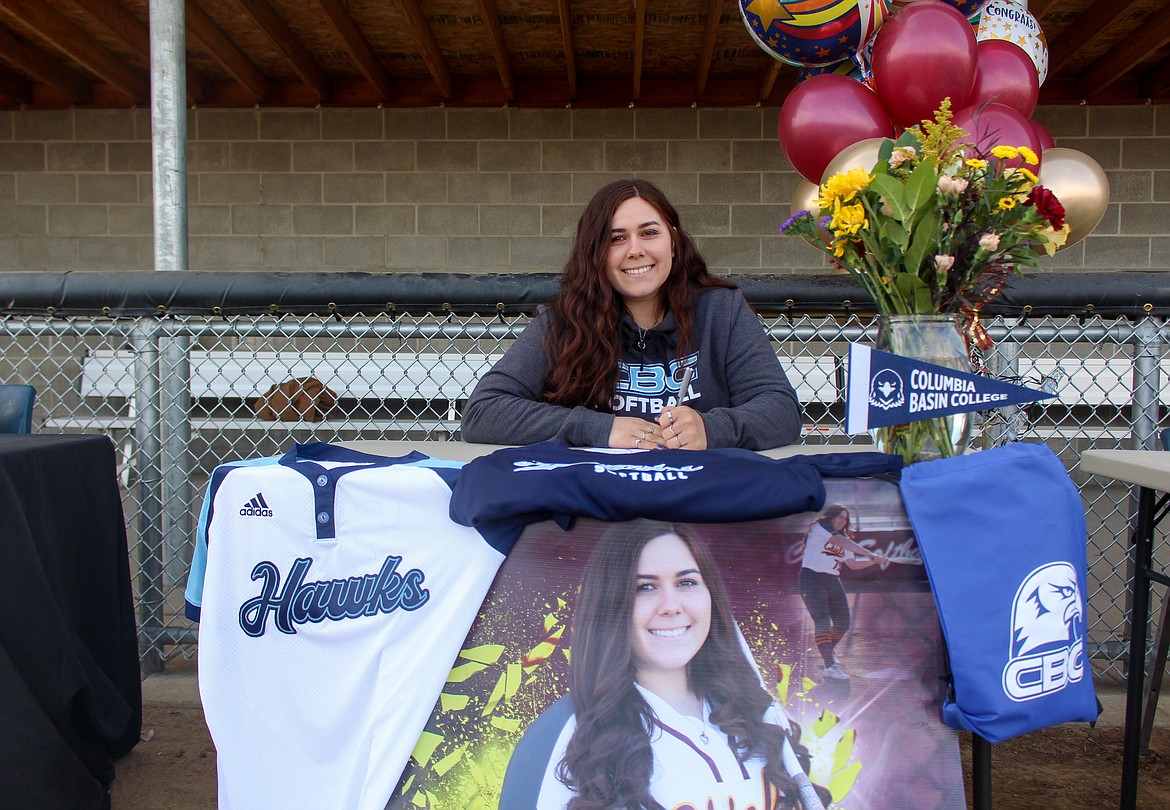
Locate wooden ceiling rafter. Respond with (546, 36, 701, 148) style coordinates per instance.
(694, 0, 723, 102)
(632, 0, 646, 102)
(0, 0, 148, 101)
(1027, 0, 1057, 19)
(1047, 0, 1145, 77)
(0, 24, 91, 103)
(233, 0, 330, 102)
(186, 0, 269, 102)
(557, 0, 576, 102)
(0, 0, 1164, 110)
(758, 59, 783, 104)
(68, 0, 209, 102)
(474, 0, 514, 102)
(1077, 8, 1170, 100)
(396, 0, 452, 100)
(1140, 53, 1170, 99)
(314, 0, 393, 103)
(0, 59, 31, 104)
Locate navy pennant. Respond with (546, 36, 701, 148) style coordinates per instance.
(845, 343, 1057, 434)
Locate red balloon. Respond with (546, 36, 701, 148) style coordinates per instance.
(1032, 119, 1056, 151)
(871, 2, 978, 129)
(777, 74, 896, 184)
(969, 40, 1039, 117)
(952, 102, 1043, 170)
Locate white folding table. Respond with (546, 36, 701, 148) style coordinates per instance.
(1079, 449, 1170, 810)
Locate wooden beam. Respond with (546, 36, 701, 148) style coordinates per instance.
(0, 24, 90, 103)
(314, 0, 393, 102)
(474, 0, 514, 101)
(1026, 0, 1058, 19)
(186, 0, 269, 102)
(1140, 55, 1170, 99)
(397, 0, 452, 100)
(758, 59, 782, 104)
(234, 0, 330, 102)
(68, 0, 208, 102)
(1047, 0, 1144, 77)
(0, 0, 148, 101)
(0, 59, 31, 104)
(557, 0, 577, 101)
(632, 0, 645, 101)
(694, 0, 722, 101)
(1077, 9, 1170, 99)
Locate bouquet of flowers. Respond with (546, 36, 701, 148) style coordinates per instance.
(781, 100, 1071, 462)
(781, 99, 1070, 322)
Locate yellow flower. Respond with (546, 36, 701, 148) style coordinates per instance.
(831, 203, 868, 236)
(1037, 223, 1071, 256)
(818, 168, 873, 209)
(965, 158, 988, 169)
(991, 145, 1019, 160)
(1018, 146, 1039, 165)
(998, 196, 1018, 211)
(1012, 167, 1039, 184)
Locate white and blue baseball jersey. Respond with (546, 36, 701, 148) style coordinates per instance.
(187, 442, 511, 810)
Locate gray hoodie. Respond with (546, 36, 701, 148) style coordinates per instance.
(460, 286, 802, 450)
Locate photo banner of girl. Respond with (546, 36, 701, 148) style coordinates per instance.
(845, 342, 1057, 434)
(385, 477, 965, 809)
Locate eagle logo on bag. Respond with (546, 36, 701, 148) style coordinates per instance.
(1002, 561, 1086, 701)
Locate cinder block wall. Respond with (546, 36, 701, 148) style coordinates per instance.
(0, 104, 1165, 275)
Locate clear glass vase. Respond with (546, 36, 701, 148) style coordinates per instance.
(871, 314, 974, 464)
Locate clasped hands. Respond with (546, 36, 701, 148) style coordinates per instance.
(608, 407, 707, 452)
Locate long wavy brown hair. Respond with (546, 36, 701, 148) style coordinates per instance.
(543, 179, 735, 410)
(557, 520, 818, 809)
(813, 503, 853, 539)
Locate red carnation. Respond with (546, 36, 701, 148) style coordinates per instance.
(1026, 186, 1066, 230)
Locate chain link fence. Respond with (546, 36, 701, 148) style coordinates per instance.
(0, 274, 1166, 679)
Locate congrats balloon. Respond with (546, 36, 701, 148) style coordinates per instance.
(740, 0, 890, 67)
(871, 1, 978, 129)
(1037, 148, 1110, 249)
(977, 0, 1048, 85)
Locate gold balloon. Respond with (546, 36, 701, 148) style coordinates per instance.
(820, 137, 886, 184)
(1036, 147, 1110, 249)
(789, 178, 821, 219)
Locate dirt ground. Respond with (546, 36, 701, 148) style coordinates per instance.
(109, 676, 1170, 810)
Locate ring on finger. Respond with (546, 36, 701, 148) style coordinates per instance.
(667, 410, 675, 424)
(635, 437, 642, 448)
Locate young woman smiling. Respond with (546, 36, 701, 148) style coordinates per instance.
(460, 179, 802, 451)
(523, 520, 827, 810)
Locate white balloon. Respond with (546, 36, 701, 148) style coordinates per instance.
(976, 0, 1049, 85)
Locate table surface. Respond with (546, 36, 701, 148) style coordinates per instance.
(339, 440, 878, 462)
(1080, 449, 1170, 493)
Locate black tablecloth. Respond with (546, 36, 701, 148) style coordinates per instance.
(0, 434, 141, 808)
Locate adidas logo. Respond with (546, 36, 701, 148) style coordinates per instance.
(240, 493, 273, 518)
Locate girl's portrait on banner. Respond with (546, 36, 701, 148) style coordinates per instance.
(388, 477, 965, 810)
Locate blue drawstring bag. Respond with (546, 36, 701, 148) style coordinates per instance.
(899, 442, 1101, 743)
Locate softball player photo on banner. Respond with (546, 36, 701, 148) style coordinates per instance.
(387, 477, 965, 810)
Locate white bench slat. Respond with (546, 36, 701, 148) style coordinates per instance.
(81, 350, 843, 405)
(81, 349, 503, 401)
(1019, 359, 1170, 407)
